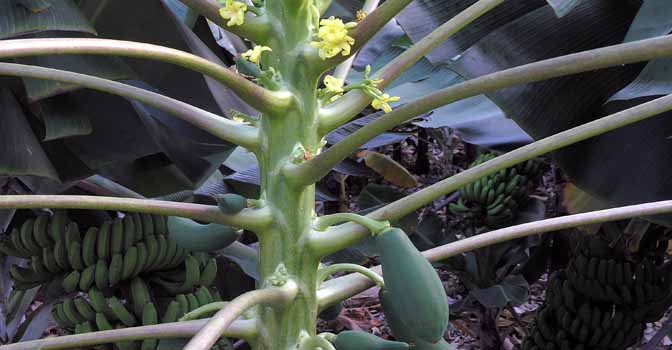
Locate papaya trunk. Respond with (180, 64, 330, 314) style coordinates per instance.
(252, 3, 323, 349)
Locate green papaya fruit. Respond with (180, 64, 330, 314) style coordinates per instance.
(215, 194, 247, 214)
(377, 228, 449, 344)
(166, 217, 239, 252)
(380, 289, 454, 350)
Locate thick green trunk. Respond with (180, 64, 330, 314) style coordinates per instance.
(253, 3, 323, 348)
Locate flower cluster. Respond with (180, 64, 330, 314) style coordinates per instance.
(242, 46, 272, 65)
(318, 75, 345, 102)
(371, 94, 400, 113)
(360, 66, 400, 113)
(318, 66, 400, 112)
(310, 16, 357, 59)
(218, 0, 247, 27)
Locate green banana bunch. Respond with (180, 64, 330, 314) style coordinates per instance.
(565, 237, 672, 323)
(3, 210, 229, 350)
(523, 235, 672, 350)
(0, 213, 67, 259)
(150, 255, 218, 294)
(449, 153, 542, 227)
(523, 271, 642, 350)
(69, 285, 222, 350)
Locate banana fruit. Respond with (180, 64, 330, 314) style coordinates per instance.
(449, 152, 542, 228)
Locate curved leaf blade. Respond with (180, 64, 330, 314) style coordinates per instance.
(0, 0, 95, 39)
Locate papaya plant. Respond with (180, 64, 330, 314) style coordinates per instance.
(4, 0, 672, 349)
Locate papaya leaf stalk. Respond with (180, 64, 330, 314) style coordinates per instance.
(0, 38, 291, 115)
(320, 0, 507, 133)
(0, 63, 259, 149)
(185, 281, 299, 350)
(308, 93, 672, 255)
(0, 319, 257, 350)
(316, 200, 672, 308)
(0, 196, 272, 232)
(294, 35, 672, 187)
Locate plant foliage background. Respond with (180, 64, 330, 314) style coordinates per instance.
(2, 0, 672, 347)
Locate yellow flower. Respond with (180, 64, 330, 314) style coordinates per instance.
(242, 46, 272, 65)
(232, 116, 249, 124)
(323, 75, 344, 94)
(310, 16, 357, 59)
(219, 0, 247, 27)
(356, 10, 367, 21)
(371, 94, 400, 113)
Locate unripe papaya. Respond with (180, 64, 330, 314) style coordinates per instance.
(167, 217, 240, 252)
(377, 228, 449, 344)
(333, 331, 408, 350)
(380, 290, 454, 350)
(215, 194, 247, 214)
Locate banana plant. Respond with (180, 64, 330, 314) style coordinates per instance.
(3, 0, 672, 349)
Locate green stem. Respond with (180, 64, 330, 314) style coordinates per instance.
(0, 195, 272, 232)
(0, 319, 257, 350)
(331, 0, 382, 81)
(180, 302, 230, 321)
(317, 263, 385, 288)
(295, 35, 672, 186)
(314, 0, 413, 70)
(313, 213, 389, 234)
(0, 63, 259, 149)
(0, 38, 290, 115)
(185, 281, 299, 350)
(308, 93, 672, 255)
(316, 200, 672, 308)
(320, 0, 506, 133)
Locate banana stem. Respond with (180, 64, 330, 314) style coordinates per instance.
(308, 93, 672, 255)
(0, 319, 257, 350)
(180, 302, 230, 321)
(0, 195, 272, 232)
(184, 281, 299, 350)
(313, 213, 389, 234)
(316, 200, 672, 308)
(317, 263, 385, 289)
